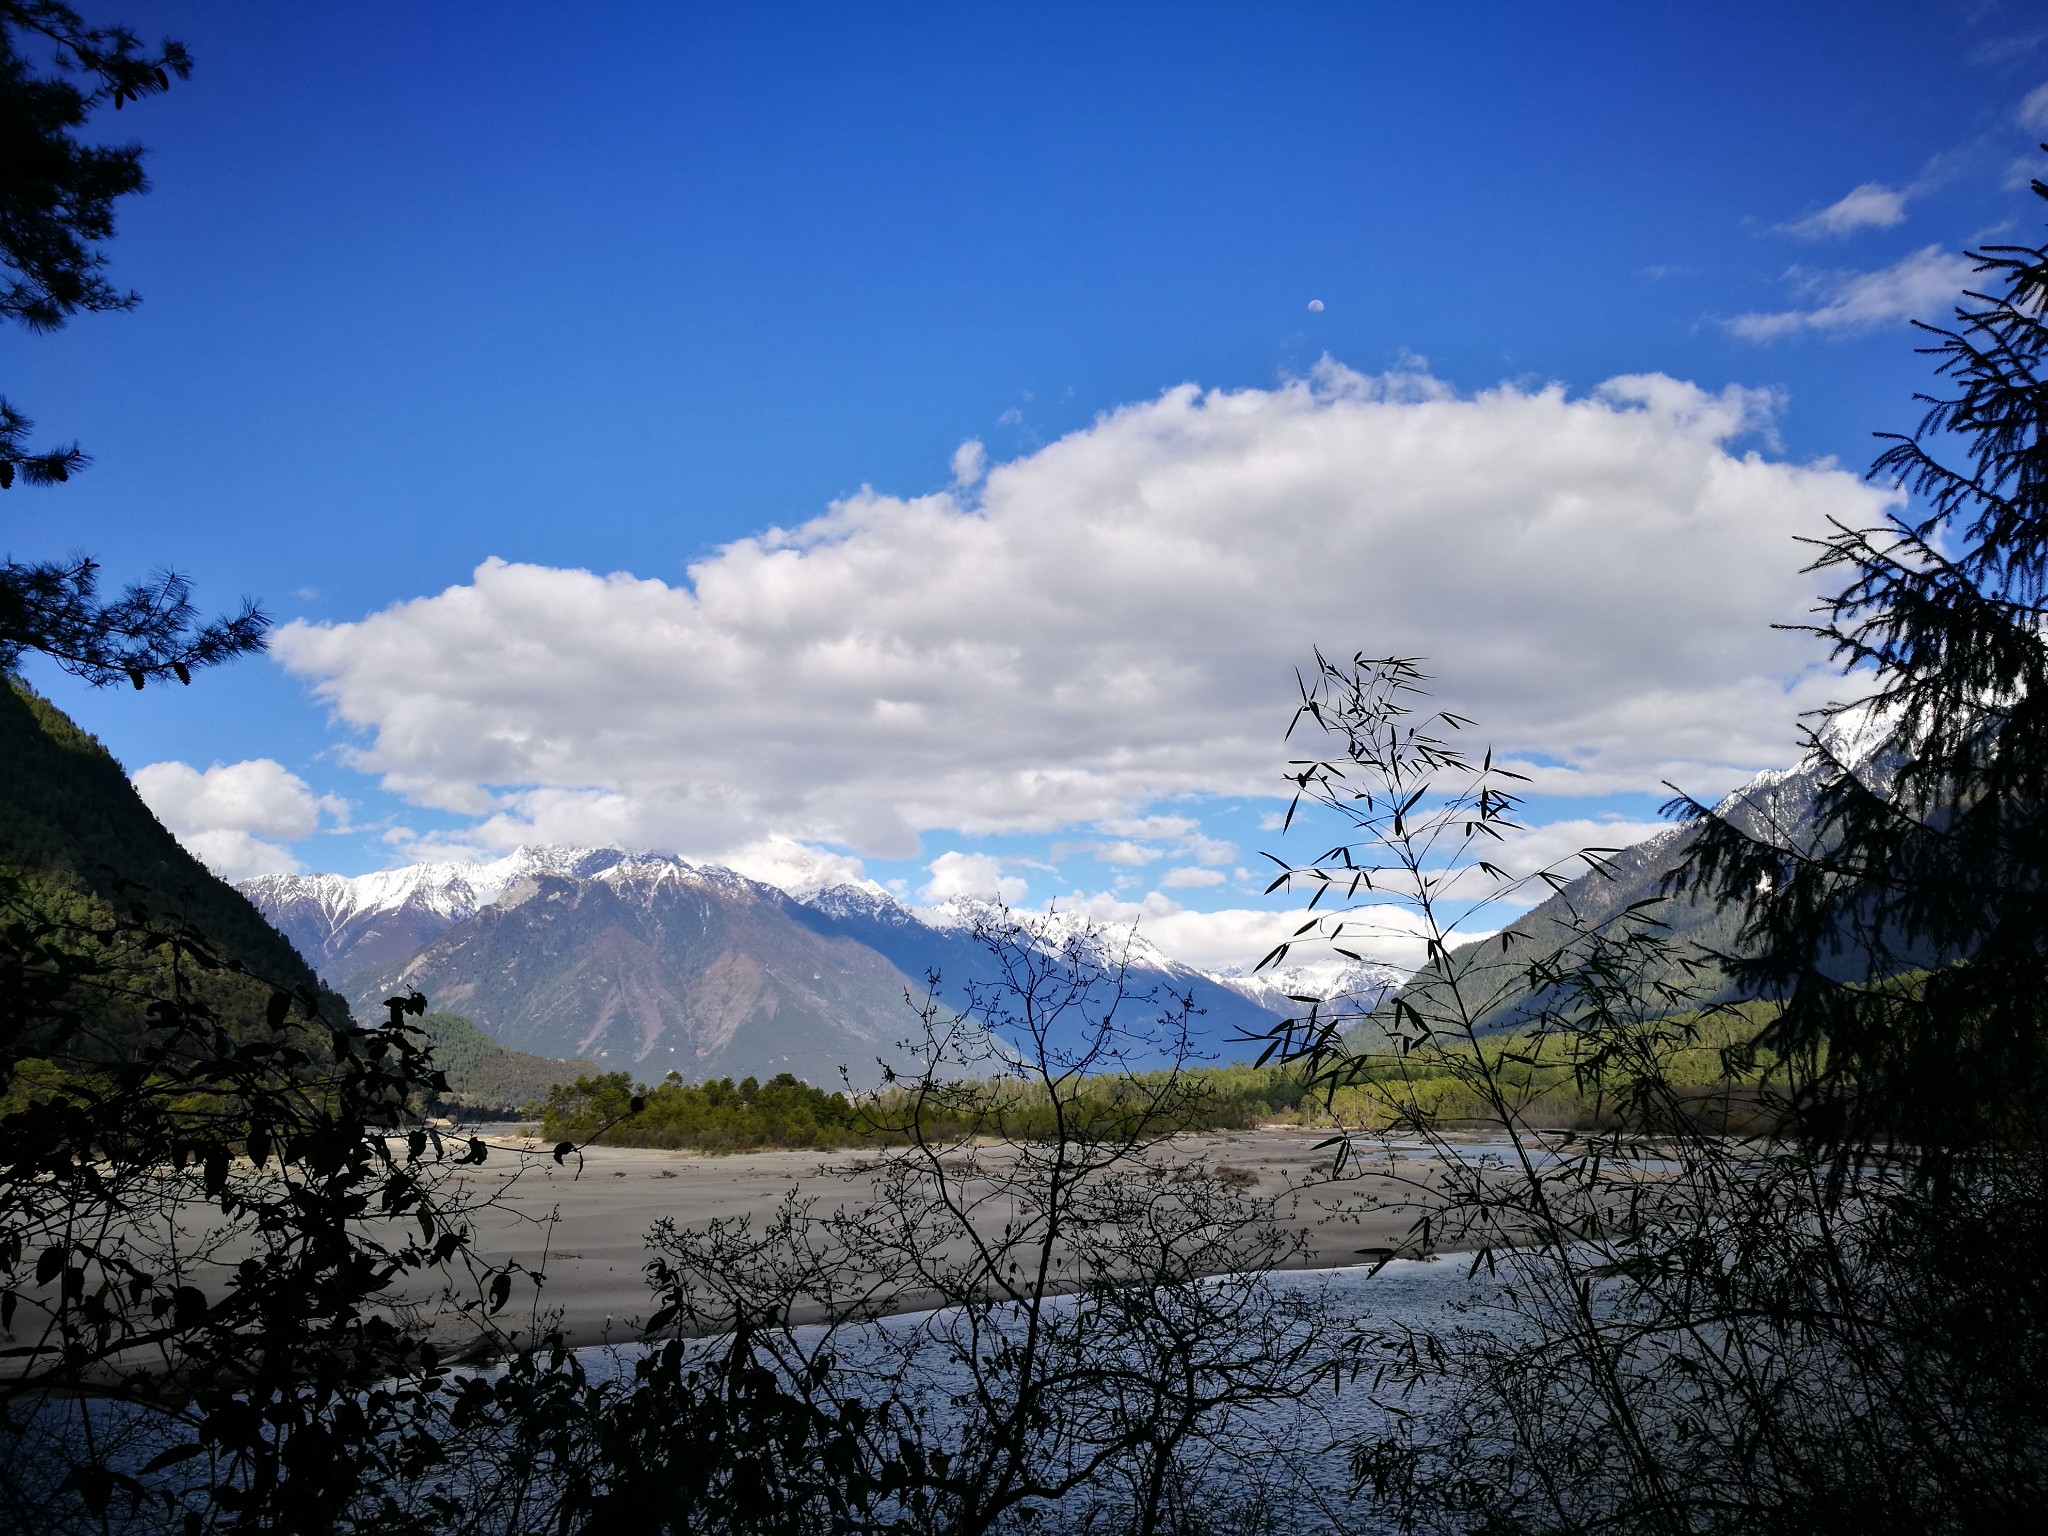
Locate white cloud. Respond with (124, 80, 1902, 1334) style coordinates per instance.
(179, 830, 309, 880)
(1729, 246, 1974, 341)
(1469, 817, 1677, 907)
(2020, 82, 2048, 132)
(1094, 840, 1159, 866)
(1106, 820, 1678, 968)
(1055, 889, 1441, 973)
(275, 362, 1884, 862)
(950, 439, 987, 487)
(132, 758, 343, 881)
(1777, 182, 1908, 240)
(923, 850, 1028, 903)
(719, 836, 874, 896)
(1083, 816, 1232, 867)
(1096, 815, 1198, 839)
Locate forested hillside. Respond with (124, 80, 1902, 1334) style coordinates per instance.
(0, 678, 352, 1050)
(0, 679, 324, 988)
(418, 1010, 596, 1112)
(1410, 703, 1927, 1037)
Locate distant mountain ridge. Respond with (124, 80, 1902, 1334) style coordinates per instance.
(241, 848, 1298, 1088)
(1434, 700, 1911, 1031)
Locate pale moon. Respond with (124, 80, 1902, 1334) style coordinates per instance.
(1307, 299, 1325, 312)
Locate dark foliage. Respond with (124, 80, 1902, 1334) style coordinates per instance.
(1252, 154, 2048, 1536)
(0, 678, 323, 998)
(647, 909, 1349, 1536)
(0, 0, 187, 335)
(0, 1, 265, 686)
(1671, 153, 2048, 1165)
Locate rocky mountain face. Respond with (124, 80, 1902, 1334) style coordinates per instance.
(235, 703, 1927, 1079)
(242, 846, 626, 995)
(241, 848, 1298, 1089)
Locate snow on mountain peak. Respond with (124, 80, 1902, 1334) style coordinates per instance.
(803, 883, 915, 923)
(911, 897, 1184, 974)
(1204, 959, 1403, 1015)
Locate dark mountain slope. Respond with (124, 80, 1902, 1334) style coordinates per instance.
(0, 679, 326, 991)
(1427, 708, 1930, 1034)
(0, 680, 340, 1026)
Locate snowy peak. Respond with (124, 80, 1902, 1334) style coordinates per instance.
(1709, 696, 1906, 838)
(915, 897, 1185, 976)
(246, 846, 708, 927)
(1204, 960, 1403, 1016)
(802, 882, 918, 925)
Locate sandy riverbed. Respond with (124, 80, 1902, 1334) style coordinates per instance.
(423, 1126, 1451, 1349)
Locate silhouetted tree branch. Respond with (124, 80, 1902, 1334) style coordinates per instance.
(0, 1, 265, 686)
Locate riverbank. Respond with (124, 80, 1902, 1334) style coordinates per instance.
(430, 1125, 1459, 1349)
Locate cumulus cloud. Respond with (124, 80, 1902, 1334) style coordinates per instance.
(1777, 182, 1908, 239)
(1097, 815, 1196, 839)
(132, 759, 343, 880)
(719, 836, 874, 895)
(1471, 817, 1677, 907)
(1065, 817, 1233, 870)
(1093, 840, 1158, 866)
(922, 850, 1029, 903)
(950, 439, 987, 487)
(1160, 866, 1227, 889)
(1728, 246, 1974, 341)
(275, 362, 1884, 863)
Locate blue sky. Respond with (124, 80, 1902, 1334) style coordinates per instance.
(12, 0, 2048, 970)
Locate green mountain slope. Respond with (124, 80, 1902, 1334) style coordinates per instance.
(419, 1010, 595, 1112)
(1412, 716, 1927, 1036)
(0, 680, 327, 987)
(0, 677, 347, 1037)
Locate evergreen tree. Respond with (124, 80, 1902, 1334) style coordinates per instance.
(1674, 153, 2048, 1165)
(1262, 157, 2048, 1536)
(0, 1, 265, 687)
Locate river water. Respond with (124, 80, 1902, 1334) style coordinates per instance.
(9, 1254, 1488, 1534)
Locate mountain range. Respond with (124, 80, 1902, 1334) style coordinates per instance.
(5, 672, 1907, 1100)
(243, 703, 1884, 1088)
(231, 709, 1909, 1084)
(239, 850, 1366, 1088)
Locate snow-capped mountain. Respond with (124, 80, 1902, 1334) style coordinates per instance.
(241, 851, 1291, 1086)
(1201, 960, 1403, 1018)
(241, 700, 1899, 1079)
(790, 886, 1293, 1065)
